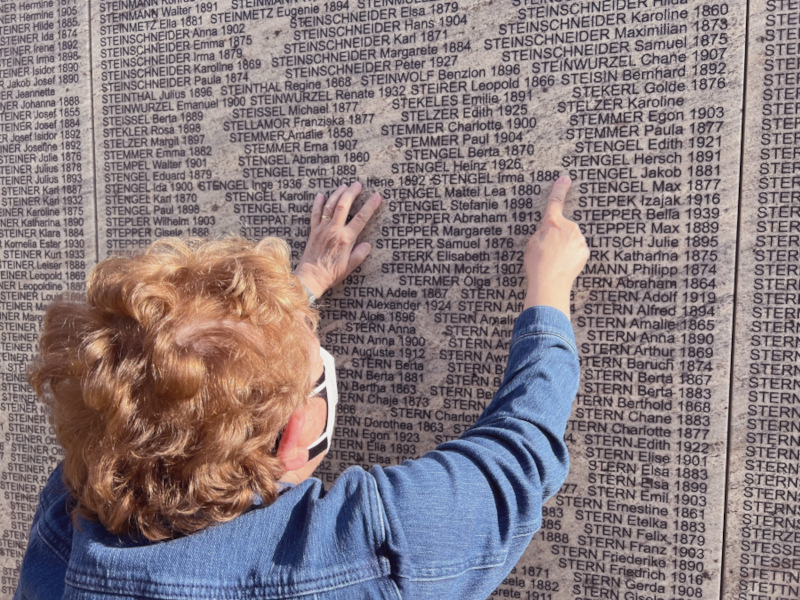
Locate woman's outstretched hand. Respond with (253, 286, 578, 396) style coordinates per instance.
(523, 176, 589, 317)
(294, 182, 382, 298)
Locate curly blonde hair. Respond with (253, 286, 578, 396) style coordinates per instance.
(29, 236, 318, 541)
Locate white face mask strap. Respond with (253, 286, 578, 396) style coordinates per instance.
(307, 347, 338, 460)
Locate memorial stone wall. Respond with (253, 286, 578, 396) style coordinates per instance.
(0, 0, 796, 599)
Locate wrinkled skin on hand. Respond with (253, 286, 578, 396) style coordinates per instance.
(294, 182, 382, 298)
(523, 176, 590, 317)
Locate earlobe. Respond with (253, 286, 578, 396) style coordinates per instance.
(276, 410, 309, 472)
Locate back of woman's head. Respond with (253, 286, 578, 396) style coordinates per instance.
(29, 236, 318, 541)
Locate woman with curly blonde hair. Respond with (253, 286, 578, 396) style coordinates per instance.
(16, 179, 587, 600)
(33, 234, 320, 541)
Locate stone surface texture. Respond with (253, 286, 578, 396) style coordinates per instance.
(0, 1, 795, 599)
(724, 1, 800, 599)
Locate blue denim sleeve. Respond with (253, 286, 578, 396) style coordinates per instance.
(15, 464, 70, 600)
(369, 306, 579, 599)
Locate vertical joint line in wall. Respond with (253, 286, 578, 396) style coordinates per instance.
(720, 0, 751, 597)
(87, 1, 99, 263)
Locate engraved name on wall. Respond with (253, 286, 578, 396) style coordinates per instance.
(0, 2, 795, 600)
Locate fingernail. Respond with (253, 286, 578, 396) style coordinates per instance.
(557, 175, 570, 183)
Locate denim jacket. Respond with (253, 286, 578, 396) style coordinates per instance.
(16, 306, 579, 599)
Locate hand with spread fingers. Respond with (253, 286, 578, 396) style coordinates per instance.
(294, 182, 382, 299)
(523, 176, 590, 317)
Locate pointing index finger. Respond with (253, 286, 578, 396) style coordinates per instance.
(545, 176, 571, 218)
